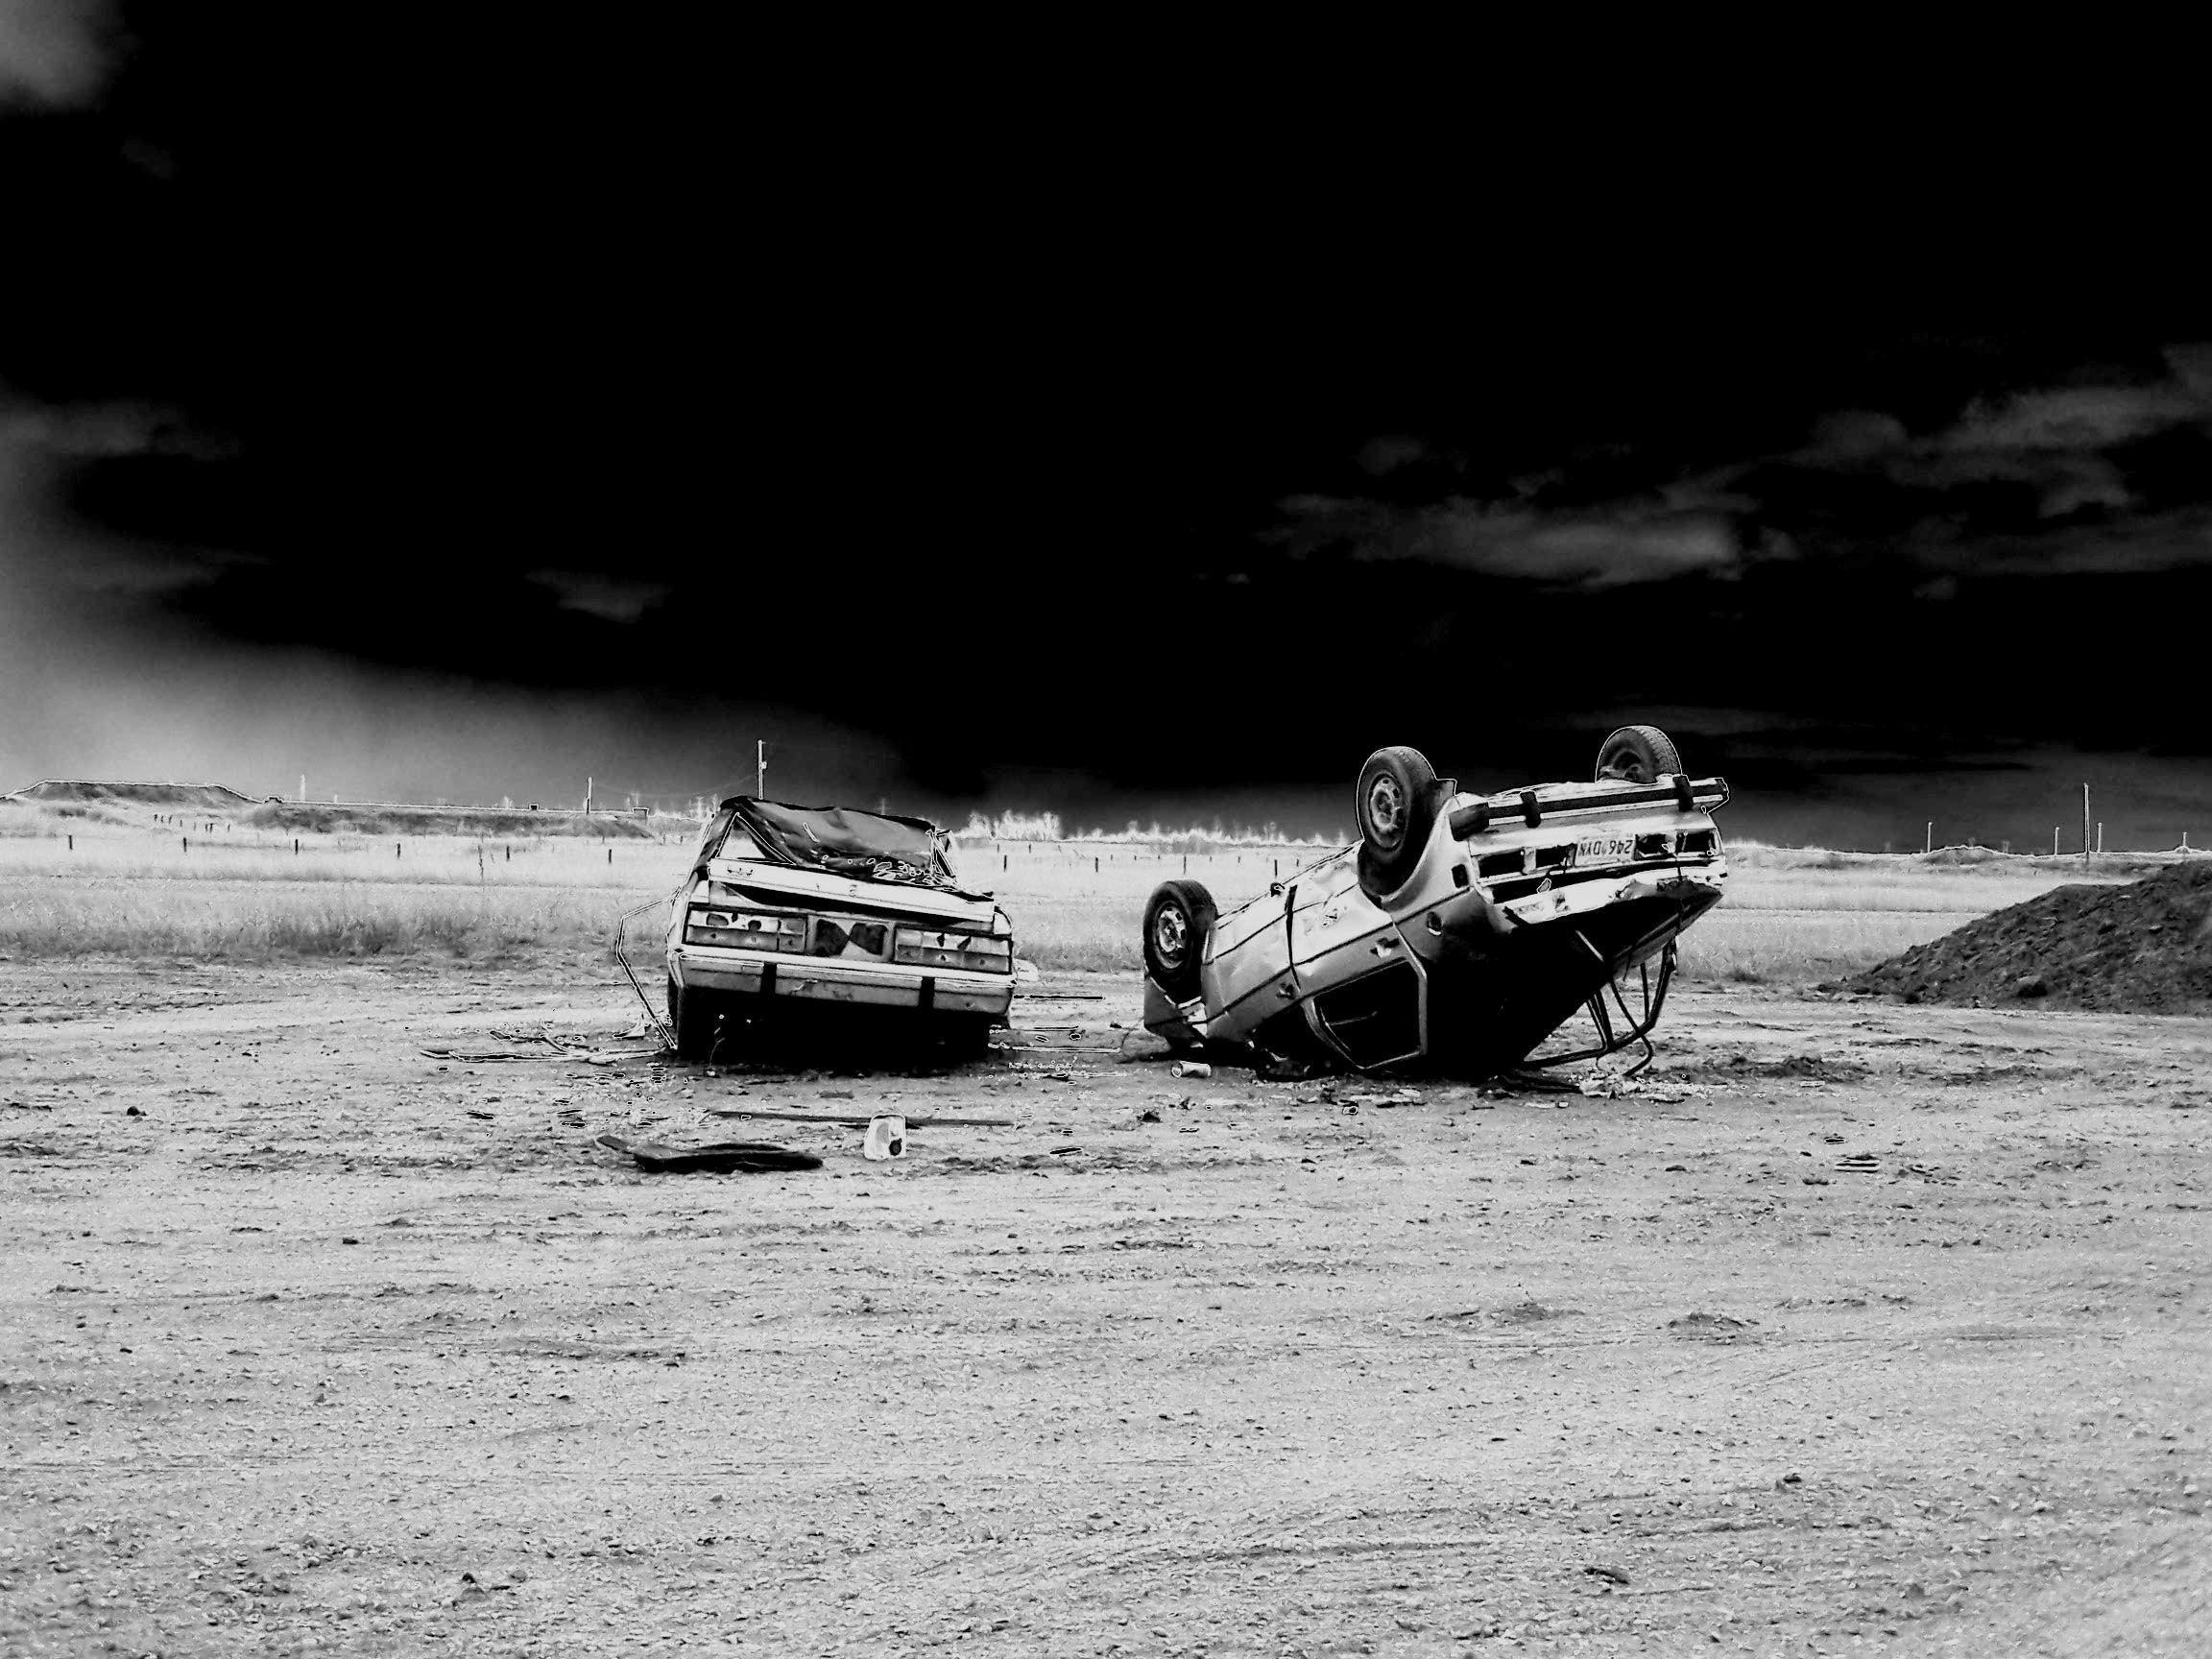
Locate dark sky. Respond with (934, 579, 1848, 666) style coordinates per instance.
(3, 9, 2207, 845)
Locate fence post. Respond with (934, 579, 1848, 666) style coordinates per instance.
(2053, 826, 2059, 856)
(607, 847, 613, 865)
(182, 836, 188, 854)
(396, 841, 401, 859)
(295, 838, 301, 854)
(1924, 821, 1933, 854)
(66, 834, 72, 851)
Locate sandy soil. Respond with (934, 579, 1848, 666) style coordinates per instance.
(2, 957, 2207, 1656)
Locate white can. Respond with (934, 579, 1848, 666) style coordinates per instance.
(1169, 1060, 1212, 1079)
(862, 1115, 907, 1161)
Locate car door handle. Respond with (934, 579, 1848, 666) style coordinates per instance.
(1373, 935, 1401, 955)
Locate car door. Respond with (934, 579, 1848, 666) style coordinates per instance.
(1199, 889, 1297, 1043)
(1283, 852, 1426, 1067)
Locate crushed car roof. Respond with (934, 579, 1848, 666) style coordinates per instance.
(710, 795, 964, 888)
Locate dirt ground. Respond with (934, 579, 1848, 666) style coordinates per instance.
(2, 957, 2207, 1657)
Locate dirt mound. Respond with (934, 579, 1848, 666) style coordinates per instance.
(10, 780, 259, 809)
(1843, 860, 2212, 1013)
(244, 804, 654, 839)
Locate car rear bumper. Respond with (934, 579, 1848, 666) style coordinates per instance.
(670, 947, 1015, 1018)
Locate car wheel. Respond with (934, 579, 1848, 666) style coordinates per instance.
(1142, 880, 1216, 1000)
(1355, 746, 1438, 894)
(672, 977, 720, 1063)
(1596, 724, 1685, 784)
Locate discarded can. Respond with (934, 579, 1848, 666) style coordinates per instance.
(862, 1115, 906, 1161)
(1168, 1060, 1212, 1079)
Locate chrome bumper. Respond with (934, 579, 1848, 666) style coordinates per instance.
(671, 947, 1015, 1018)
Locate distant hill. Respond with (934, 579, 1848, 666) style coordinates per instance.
(9, 780, 260, 810)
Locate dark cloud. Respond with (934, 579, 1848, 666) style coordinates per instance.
(3, 12, 2209, 832)
(1281, 347, 2212, 599)
(0, 0, 112, 108)
(1268, 493, 1750, 588)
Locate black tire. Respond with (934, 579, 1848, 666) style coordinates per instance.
(1595, 725, 1684, 784)
(672, 977, 721, 1064)
(1354, 746, 1439, 894)
(1142, 879, 1216, 999)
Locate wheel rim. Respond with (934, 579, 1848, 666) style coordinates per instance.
(1601, 750, 1652, 783)
(1365, 774, 1406, 848)
(1152, 906, 1188, 969)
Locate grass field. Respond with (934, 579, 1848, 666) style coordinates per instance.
(2, 801, 2184, 984)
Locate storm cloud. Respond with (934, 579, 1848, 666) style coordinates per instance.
(1276, 347, 2212, 592)
(3, 14, 2208, 843)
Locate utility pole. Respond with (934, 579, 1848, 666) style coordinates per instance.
(585, 776, 592, 815)
(2081, 783, 2090, 864)
(757, 740, 766, 799)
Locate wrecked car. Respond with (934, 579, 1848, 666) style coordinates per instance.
(666, 796, 1015, 1062)
(1141, 726, 1728, 1076)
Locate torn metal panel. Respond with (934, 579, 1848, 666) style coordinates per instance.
(723, 798, 968, 891)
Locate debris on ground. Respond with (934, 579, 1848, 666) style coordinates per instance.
(1481, 1069, 1584, 1097)
(1118, 1029, 1175, 1062)
(1899, 1161, 1960, 1184)
(1572, 1067, 1707, 1102)
(1338, 1087, 1423, 1109)
(426, 1037, 661, 1067)
(1583, 1563, 1631, 1586)
(704, 1108, 1014, 1128)
(1668, 1311, 1757, 1339)
(593, 1135, 822, 1173)
(574, 1046, 662, 1067)
(1842, 860, 2212, 1012)
(1493, 1300, 1579, 1326)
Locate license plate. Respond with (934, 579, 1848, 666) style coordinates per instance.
(1575, 834, 1635, 863)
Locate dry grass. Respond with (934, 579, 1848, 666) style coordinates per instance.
(0, 818, 689, 961)
(0, 817, 2192, 981)
(0, 880, 633, 962)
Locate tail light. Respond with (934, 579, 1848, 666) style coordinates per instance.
(685, 908, 806, 950)
(893, 926, 1013, 974)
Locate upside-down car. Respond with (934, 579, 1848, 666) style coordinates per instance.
(1140, 726, 1728, 1076)
(665, 796, 1016, 1062)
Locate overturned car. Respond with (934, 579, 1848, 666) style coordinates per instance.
(1141, 726, 1728, 1077)
(666, 796, 1015, 1063)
